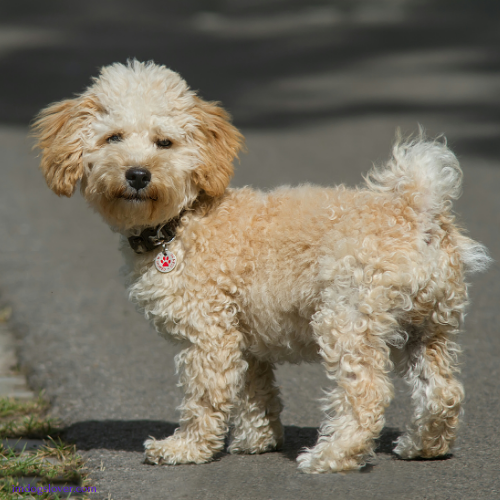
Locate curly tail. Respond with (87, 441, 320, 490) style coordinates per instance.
(365, 133, 491, 274)
(365, 134, 462, 217)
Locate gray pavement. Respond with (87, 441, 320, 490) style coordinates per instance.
(1, 1, 500, 499)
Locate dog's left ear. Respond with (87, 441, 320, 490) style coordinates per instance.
(32, 96, 101, 197)
(191, 97, 244, 197)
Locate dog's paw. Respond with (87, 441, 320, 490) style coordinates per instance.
(144, 435, 213, 465)
(228, 430, 283, 455)
(296, 449, 361, 474)
(393, 432, 451, 460)
(393, 433, 421, 459)
(229, 416, 284, 455)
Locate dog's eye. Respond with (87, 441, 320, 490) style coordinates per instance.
(106, 134, 122, 144)
(156, 139, 173, 149)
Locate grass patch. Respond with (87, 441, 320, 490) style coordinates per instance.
(0, 396, 58, 440)
(0, 397, 48, 420)
(0, 396, 90, 499)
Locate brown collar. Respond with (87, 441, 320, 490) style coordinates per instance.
(127, 215, 182, 254)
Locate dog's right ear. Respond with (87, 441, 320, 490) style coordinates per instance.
(32, 96, 101, 197)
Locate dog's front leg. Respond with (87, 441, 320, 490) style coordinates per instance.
(144, 329, 246, 465)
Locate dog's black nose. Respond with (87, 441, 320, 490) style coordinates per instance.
(125, 167, 151, 190)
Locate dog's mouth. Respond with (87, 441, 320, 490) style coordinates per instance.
(118, 193, 158, 202)
(106, 183, 161, 203)
(115, 185, 159, 202)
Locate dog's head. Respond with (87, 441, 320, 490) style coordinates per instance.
(33, 60, 244, 230)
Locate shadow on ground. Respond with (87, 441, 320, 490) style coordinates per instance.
(63, 420, 404, 464)
(63, 420, 179, 452)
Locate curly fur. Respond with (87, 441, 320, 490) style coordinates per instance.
(33, 60, 490, 473)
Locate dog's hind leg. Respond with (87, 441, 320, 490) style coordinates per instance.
(297, 298, 395, 473)
(393, 324, 464, 459)
(144, 327, 247, 465)
(229, 356, 284, 455)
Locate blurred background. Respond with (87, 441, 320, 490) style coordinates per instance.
(3, 0, 500, 166)
(1, 1, 499, 498)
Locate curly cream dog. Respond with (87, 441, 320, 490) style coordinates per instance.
(33, 60, 489, 473)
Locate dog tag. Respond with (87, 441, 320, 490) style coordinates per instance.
(155, 249, 177, 273)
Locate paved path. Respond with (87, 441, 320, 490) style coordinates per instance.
(1, 2, 499, 499)
(0, 308, 35, 400)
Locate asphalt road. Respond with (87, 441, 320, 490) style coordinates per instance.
(1, 2, 499, 499)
